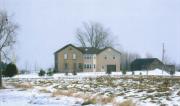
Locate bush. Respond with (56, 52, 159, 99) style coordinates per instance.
(132, 71, 134, 75)
(47, 68, 53, 76)
(53, 68, 58, 73)
(65, 71, 68, 76)
(122, 69, 126, 75)
(170, 70, 175, 76)
(72, 70, 77, 75)
(107, 70, 112, 75)
(4, 63, 18, 77)
(139, 72, 142, 75)
(38, 69, 46, 76)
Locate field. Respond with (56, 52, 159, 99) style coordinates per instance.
(1, 70, 180, 106)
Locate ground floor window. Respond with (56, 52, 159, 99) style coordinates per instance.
(84, 64, 95, 69)
(64, 63, 68, 69)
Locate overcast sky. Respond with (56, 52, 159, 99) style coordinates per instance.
(0, 0, 179, 70)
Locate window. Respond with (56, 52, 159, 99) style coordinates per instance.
(87, 64, 89, 69)
(89, 64, 91, 69)
(94, 64, 96, 68)
(64, 54, 67, 59)
(79, 63, 83, 70)
(64, 63, 68, 69)
(102, 66, 104, 69)
(113, 56, 115, 59)
(104, 56, 107, 59)
(84, 64, 86, 68)
(73, 53, 76, 59)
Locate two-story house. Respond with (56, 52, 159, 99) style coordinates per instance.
(54, 44, 121, 73)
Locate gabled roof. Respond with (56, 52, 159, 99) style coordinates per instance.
(54, 44, 121, 55)
(54, 44, 83, 54)
(98, 47, 121, 55)
(78, 47, 102, 54)
(131, 58, 163, 67)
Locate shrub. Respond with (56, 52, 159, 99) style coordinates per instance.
(122, 69, 126, 75)
(65, 71, 68, 76)
(38, 69, 46, 76)
(47, 68, 53, 76)
(132, 71, 134, 75)
(107, 70, 112, 75)
(4, 63, 18, 77)
(72, 70, 77, 75)
(53, 68, 58, 73)
(139, 72, 142, 75)
(170, 70, 175, 76)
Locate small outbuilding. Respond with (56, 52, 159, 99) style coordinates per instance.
(130, 58, 164, 71)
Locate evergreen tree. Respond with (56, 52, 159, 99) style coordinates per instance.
(4, 63, 18, 77)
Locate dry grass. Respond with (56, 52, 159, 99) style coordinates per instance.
(113, 99, 136, 106)
(72, 92, 91, 100)
(52, 90, 113, 105)
(96, 95, 114, 104)
(52, 90, 75, 97)
(39, 88, 51, 93)
(15, 83, 33, 89)
(82, 99, 96, 105)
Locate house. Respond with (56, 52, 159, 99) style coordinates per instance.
(54, 44, 121, 73)
(130, 58, 164, 71)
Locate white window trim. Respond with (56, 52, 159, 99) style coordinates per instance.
(73, 53, 76, 59)
(64, 53, 67, 59)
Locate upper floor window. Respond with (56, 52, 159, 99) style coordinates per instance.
(84, 55, 94, 60)
(113, 56, 115, 59)
(104, 56, 107, 59)
(73, 53, 76, 59)
(64, 53, 67, 59)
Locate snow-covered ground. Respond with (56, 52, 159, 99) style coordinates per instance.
(1, 69, 180, 106)
(0, 88, 83, 106)
(13, 69, 180, 79)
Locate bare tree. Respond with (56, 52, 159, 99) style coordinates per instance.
(120, 51, 141, 71)
(0, 10, 18, 88)
(76, 22, 114, 49)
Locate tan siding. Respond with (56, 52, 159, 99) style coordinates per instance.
(55, 45, 121, 73)
(56, 46, 83, 73)
(97, 48, 121, 72)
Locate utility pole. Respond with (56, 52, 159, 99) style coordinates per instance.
(162, 43, 165, 75)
